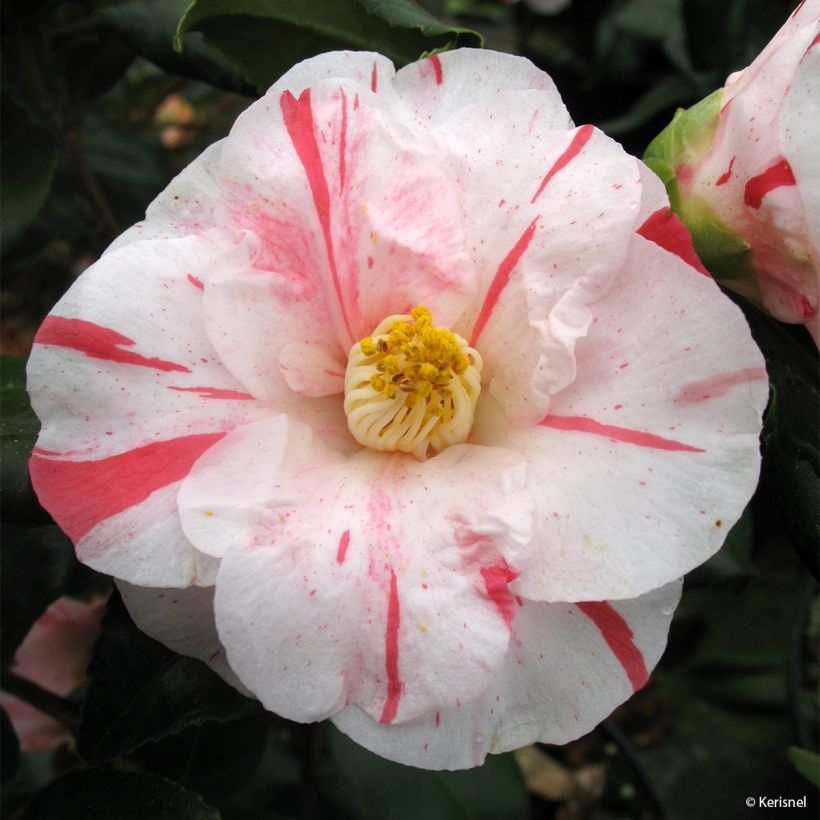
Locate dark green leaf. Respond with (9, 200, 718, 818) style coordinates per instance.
(175, 0, 482, 92)
(327, 724, 529, 820)
(1, 524, 102, 665)
(598, 74, 695, 137)
(787, 747, 820, 788)
(21, 769, 221, 820)
(0, 125, 57, 254)
(78, 592, 260, 762)
(101, 0, 254, 95)
(1, 707, 20, 783)
(0, 355, 50, 526)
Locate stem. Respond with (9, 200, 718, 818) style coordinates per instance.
(66, 128, 121, 240)
(1, 668, 81, 736)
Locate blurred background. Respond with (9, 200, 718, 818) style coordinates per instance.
(1, 1, 817, 818)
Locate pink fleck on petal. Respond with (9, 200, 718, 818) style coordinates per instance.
(336, 529, 351, 565)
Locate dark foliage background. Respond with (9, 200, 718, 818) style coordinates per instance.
(1, 1, 818, 818)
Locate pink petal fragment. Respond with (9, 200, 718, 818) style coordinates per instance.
(30, 433, 224, 542)
(576, 602, 648, 691)
(539, 414, 705, 453)
(379, 568, 403, 724)
(636, 207, 710, 276)
(743, 158, 796, 209)
(530, 124, 594, 204)
(35, 316, 189, 373)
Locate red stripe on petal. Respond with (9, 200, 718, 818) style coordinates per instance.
(35, 316, 190, 373)
(371, 62, 378, 93)
(280, 89, 353, 342)
(744, 158, 796, 209)
(336, 529, 351, 565)
(637, 208, 710, 276)
(480, 563, 520, 629)
(674, 367, 767, 404)
(539, 414, 704, 453)
(29, 433, 225, 542)
(577, 602, 648, 692)
(531, 125, 594, 204)
(167, 386, 254, 400)
(187, 274, 204, 290)
(470, 217, 539, 346)
(428, 54, 443, 85)
(379, 568, 402, 724)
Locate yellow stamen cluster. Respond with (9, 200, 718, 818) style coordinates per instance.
(344, 306, 482, 459)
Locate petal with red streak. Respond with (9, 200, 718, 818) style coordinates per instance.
(177, 415, 531, 724)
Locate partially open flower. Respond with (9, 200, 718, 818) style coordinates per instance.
(28, 49, 766, 769)
(645, 0, 820, 342)
(0, 596, 106, 752)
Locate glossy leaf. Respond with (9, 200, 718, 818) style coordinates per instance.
(0, 125, 57, 254)
(21, 769, 221, 820)
(788, 747, 820, 788)
(101, 0, 254, 95)
(77, 593, 260, 762)
(175, 0, 482, 92)
(327, 724, 529, 820)
(0, 356, 50, 525)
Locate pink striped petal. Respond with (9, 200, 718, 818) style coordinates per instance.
(332, 581, 681, 769)
(435, 98, 642, 422)
(218, 78, 475, 353)
(177, 415, 531, 724)
(472, 235, 767, 602)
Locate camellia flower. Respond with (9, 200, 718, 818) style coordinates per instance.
(645, 0, 820, 342)
(27, 49, 767, 769)
(1, 596, 107, 752)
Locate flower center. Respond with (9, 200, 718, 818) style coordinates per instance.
(344, 306, 482, 460)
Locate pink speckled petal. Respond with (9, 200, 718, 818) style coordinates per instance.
(473, 235, 767, 602)
(436, 97, 642, 422)
(393, 48, 571, 132)
(178, 414, 531, 724)
(27, 232, 271, 586)
(332, 580, 681, 770)
(218, 77, 475, 354)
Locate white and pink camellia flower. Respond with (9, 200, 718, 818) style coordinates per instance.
(649, 0, 819, 341)
(27, 49, 767, 769)
(1, 596, 107, 752)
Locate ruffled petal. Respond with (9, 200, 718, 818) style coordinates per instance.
(27, 232, 269, 586)
(432, 95, 642, 422)
(473, 234, 767, 602)
(177, 415, 531, 724)
(332, 581, 681, 770)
